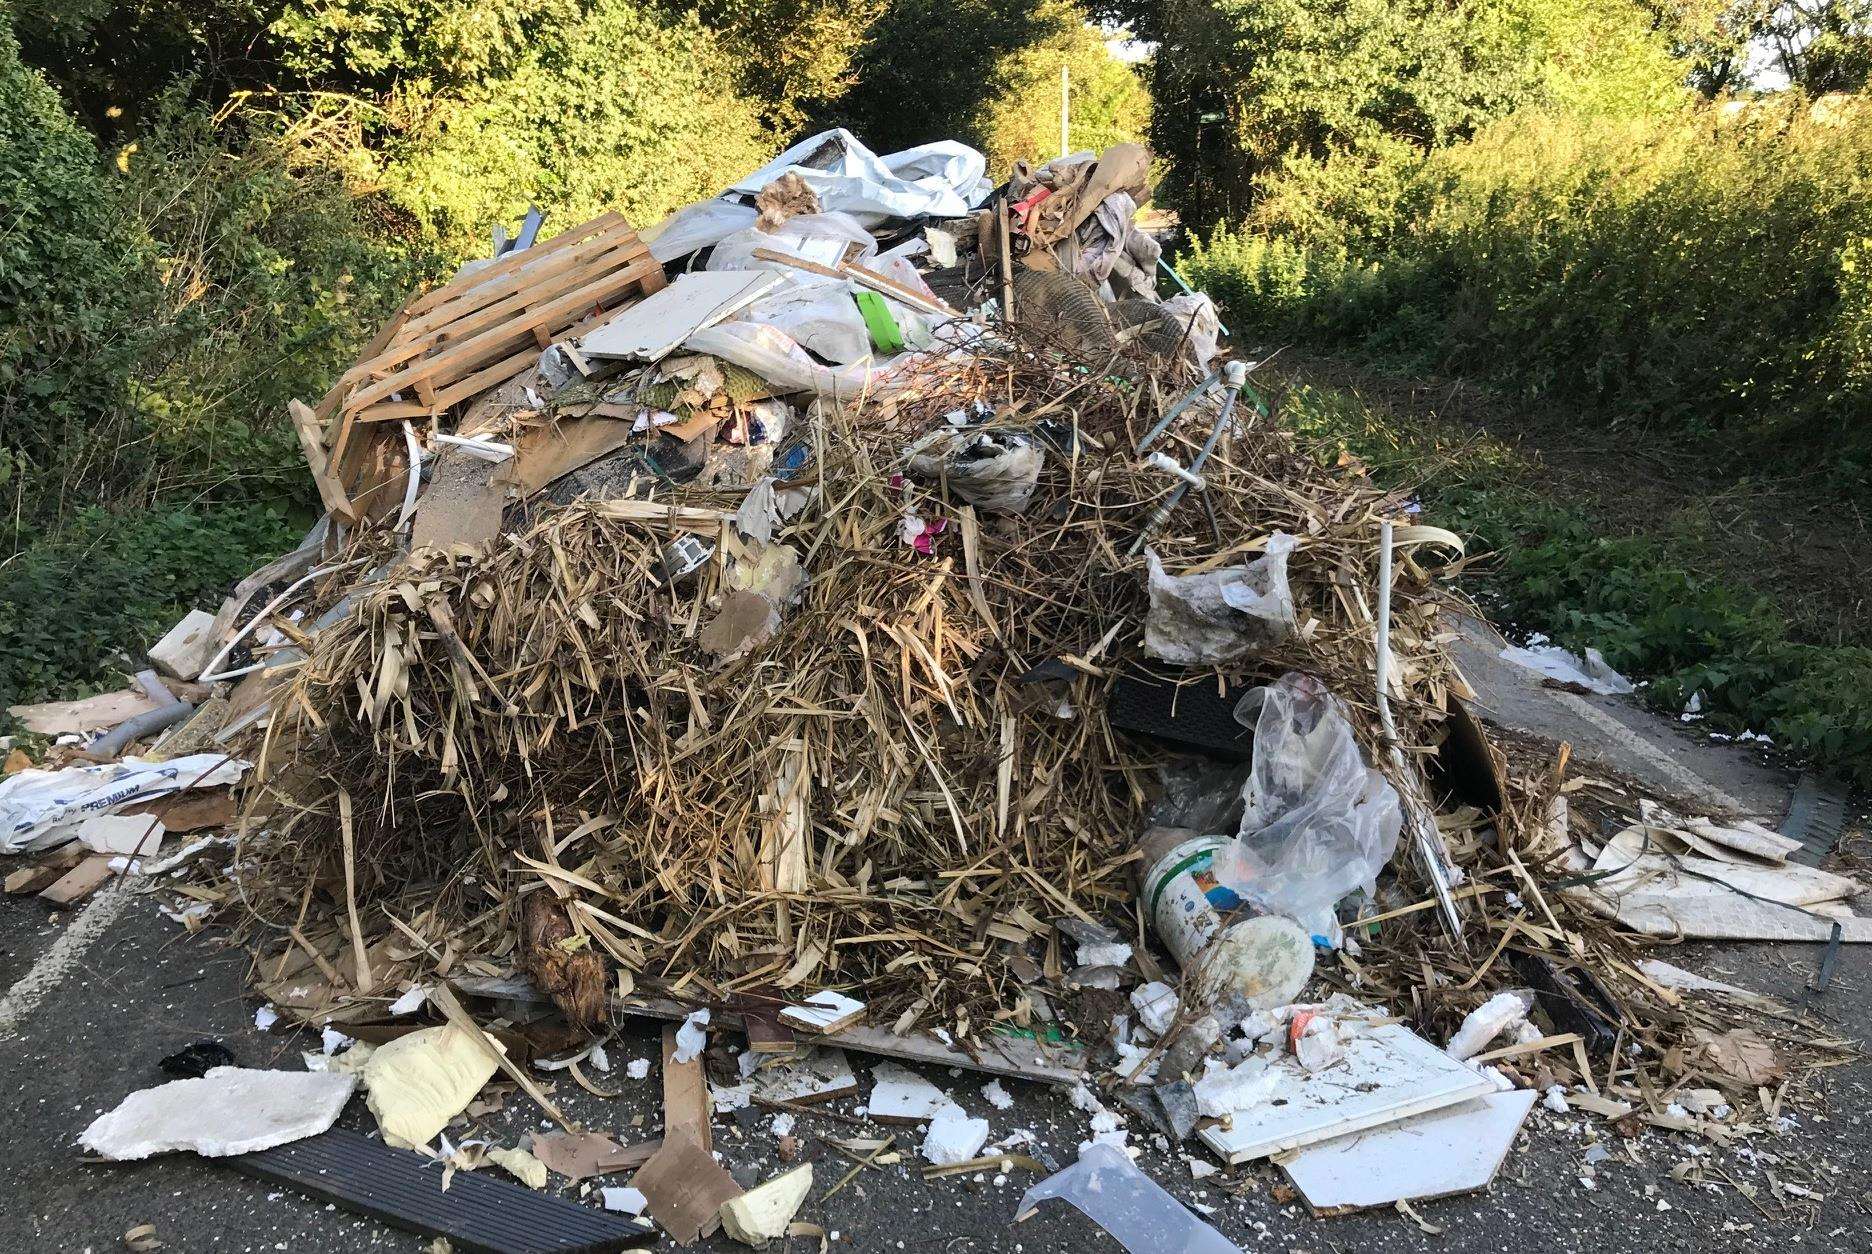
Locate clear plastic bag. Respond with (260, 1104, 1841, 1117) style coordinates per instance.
(1142, 532, 1296, 665)
(1211, 673, 1403, 940)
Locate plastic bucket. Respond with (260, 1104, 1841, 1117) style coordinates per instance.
(1140, 828, 1314, 1009)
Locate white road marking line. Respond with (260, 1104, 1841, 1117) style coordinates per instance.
(0, 880, 133, 1038)
(1548, 689, 1753, 816)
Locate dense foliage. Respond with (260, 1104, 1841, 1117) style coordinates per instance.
(1185, 100, 1872, 485)
(973, 2, 1150, 175)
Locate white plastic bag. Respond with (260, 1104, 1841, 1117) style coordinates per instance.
(706, 212, 878, 278)
(1142, 532, 1297, 665)
(0, 753, 250, 853)
(1211, 673, 1403, 940)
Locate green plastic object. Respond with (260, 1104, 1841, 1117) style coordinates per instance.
(854, 290, 905, 353)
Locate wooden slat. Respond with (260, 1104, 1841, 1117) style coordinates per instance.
(342, 252, 663, 416)
(402, 211, 627, 320)
(335, 234, 646, 393)
(397, 220, 638, 341)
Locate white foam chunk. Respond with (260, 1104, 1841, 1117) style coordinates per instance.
(921, 1104, 990, 1166)
(980, 1079, 1013, 1110)
(1445, 991, 1532, 1061)
(1131, 981, 1178, 1037)
(603, 1186, 648, 1215)
(1193, 1057, 1281, 1118)
(81, 1067, 356, 1160)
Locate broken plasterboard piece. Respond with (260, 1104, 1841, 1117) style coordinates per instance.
(1198, 1024, 1497, 1164)
(868, 1061, 950, 1124)
(81, 1067, 356, 1161)
(580, 270, 782, 363)
(75, 814, 166, 856)
(1276, 1088, 1538, 1214)
(750, 1047, 859, 1105)
(149, 609, 219, 681)
(776, 990, 865, 1035)
(719, 1163, 812, 1246)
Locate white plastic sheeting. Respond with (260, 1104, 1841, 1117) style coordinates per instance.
(0, 753, 249, 854)
(648, 129, 990, 262)
(1498, 637, 1635, 695)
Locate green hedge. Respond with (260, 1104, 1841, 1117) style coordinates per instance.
(1185, 101, 1872, 488)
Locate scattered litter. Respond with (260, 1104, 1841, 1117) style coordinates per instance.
(673, 1009, 711, 1063)
(387, 986, 428, 1016)
(1499, 638, 1635, 695)
(981, 1079, 1013, 1111)
(158, 1040, 236, 1080)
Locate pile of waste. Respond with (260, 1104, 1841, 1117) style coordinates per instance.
(4, 129, 1861, 1250)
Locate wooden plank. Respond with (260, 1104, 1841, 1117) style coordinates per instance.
(342, 253, 663, 416)
(40, 854, 117, 906)
(288, 400, 357, 523)
(402, 212, 628, 320)
(660, 1024, 713, 1154)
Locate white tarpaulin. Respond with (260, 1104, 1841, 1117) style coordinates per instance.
(648, 129, 990, 262)
(0, 752, 249, 854)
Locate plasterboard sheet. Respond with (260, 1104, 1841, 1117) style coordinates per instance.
(1277, 1088, 1537, 1212)
(581, 271, 780, 362)
(1198, 1024, 1496, 1164)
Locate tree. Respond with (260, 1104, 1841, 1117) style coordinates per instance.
(1147, 0, 1682, 225)
(824, 0, 1072, 154)
(685, 0, 887, 136)
(972, 2, 1150, 176)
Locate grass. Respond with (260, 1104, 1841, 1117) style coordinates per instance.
(1270, 360, 1872, 786)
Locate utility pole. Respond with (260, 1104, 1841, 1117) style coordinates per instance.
(1060, 64, 1070, 158)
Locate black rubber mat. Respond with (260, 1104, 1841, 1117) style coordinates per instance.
(229, 1129, 652, 1253)
(1109, 671, 1254, 759)
(1781, 772, 1849, 867)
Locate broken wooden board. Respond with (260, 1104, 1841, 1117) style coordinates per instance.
(1198, 1025, 1497, 1165)
(1276, 1088, 1537, 1214)
(7, 689, 161, 737)
(411, 446, 509, 553)
(39, 854, 118, 906)
(627, 1130, 740, 1246)
(493, 417, 637, 499)
(121, 787, 237, 834)
(448, 977, 1088, 1084)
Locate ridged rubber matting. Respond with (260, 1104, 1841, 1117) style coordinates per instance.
(229, 1129, 652, 1253)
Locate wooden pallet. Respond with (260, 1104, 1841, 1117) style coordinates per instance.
(309, 212, 665, 525)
